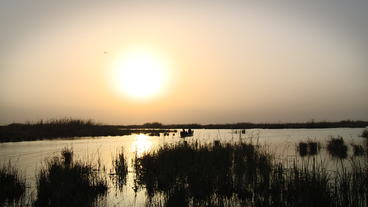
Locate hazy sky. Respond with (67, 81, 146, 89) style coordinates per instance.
(1, 0, 368, 125)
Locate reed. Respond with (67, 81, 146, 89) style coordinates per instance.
(34, 147, 108, 206)
(298, 142, 308, 157)
(133, 139, 367, 206)
(0, 161, 26, 206)
(326, 136, 348, 159)
(0, 118, 131, 142)
(351, 143, 365, 157)
(164, 120, 368, 130)
(111, 147, 128, 191)
(308, 141, 319, 155)
(0, 118, 176, 142)
(333, 164, 368, 207)
(361, 129, 368, 138)
(298, 139, 320, 157)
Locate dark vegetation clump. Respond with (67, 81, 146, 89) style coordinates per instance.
(308, 141, 318, 155)
(298, 142, 308, 157)
(353, 128, 368, 157)
(133, 140, 367, 207)
(326, 136, 348, 159)
(34, 147, 108, 207)
(0, 161, 26, 206)
(61, 147, 73, 166)
(298, 140, 319, 157)
(162, 120, 368, 130)
(334, 165, 368, 207)
(361, 129, 368, 138)
(351, 143, 365, 157)
(0, 118, 176, 142)
(0, 118, 131, 142)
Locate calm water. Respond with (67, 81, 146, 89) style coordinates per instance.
(0, 128, 366, 206)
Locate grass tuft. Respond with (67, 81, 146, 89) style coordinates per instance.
(298, 139, 320, 157)
(111, 147, 128, 191)
(0, 161, 26, 206)
(351, 143, 365, 157)
(361, 129, 368, 138)
(34, 148, 108, 206)
(298, 142, 308, 157)
(326, 136, 348, 159)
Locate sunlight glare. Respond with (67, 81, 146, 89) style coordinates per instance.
(114, 49, 168, 98)
(133, 134, 152, 158)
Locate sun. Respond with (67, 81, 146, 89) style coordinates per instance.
(115, 50, 166, 98)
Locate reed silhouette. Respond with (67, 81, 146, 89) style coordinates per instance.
(351, 143, 365, 157)
(326, 136, 348, 159)
(361, 129, 368, 138)
(132, 139, 368, 206)
(0, 161, 26, 206)
(34, 147, 108, 207)
(298, 140, 320, 157)
(111, 147, 128, 192)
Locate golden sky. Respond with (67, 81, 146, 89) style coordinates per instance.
(1, 0, 368, 124)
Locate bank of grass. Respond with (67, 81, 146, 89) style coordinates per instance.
(162, 120, 368, 130)
(34, 147, 108, 207)
(133, 140, 368, 206)
(0, 118, 130, 142)
(0, 161, 27, 206)
(0, 118, 176, 142)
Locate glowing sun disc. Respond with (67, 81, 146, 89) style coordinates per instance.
(117, 52, 165, 98)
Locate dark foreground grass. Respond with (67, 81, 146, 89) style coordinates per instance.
(34, 147, 108, 207)
(0, 161, 26, 206)
(133, 140, 368, 207)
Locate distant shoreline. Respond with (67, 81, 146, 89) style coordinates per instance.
(127, 120, 368, 130)
(1, 119, 367, 143)
(0, 118, 176, 143)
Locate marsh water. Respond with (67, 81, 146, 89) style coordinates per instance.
(1, 128, 366, 206)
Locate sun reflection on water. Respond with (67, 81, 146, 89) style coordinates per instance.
(132, 134, 152, 158)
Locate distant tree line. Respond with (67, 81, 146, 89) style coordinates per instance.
(124, 120, 368, 130)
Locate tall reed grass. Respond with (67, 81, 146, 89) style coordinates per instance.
(111, 147, 128, 192)
(34, 147, 108, 207)
(0, 118, 176, 142)
(326, 136, 348, 159)
(133, 139, 368, 206)
(0, 161, 26, 206)
(297, 139, 320, 157)
(0, 118, 132, 142)
(361, 129, 368, 138)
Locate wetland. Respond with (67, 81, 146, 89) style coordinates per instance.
(0, 121, 367, 206)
